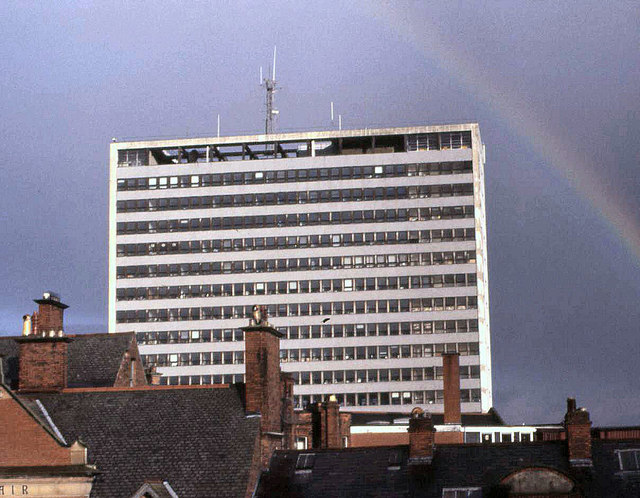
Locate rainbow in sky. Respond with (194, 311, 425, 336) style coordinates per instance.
(372, 6, 640, 265)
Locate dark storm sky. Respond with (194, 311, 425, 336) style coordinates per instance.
(0, 1, 638, 425)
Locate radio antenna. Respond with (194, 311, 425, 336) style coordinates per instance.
(261, 46, 279, 134)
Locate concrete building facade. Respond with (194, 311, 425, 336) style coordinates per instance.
(109, 124, 492, 413)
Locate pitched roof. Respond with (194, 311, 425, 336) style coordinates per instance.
(31, 385, 260, 498)
(257, 440, 640, 497)
(0, 333, 135, 389)
(0, 337, 19, 387)
(67, 333, 135, 388)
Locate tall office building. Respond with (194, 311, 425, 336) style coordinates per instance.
(109, 124, 491, 412)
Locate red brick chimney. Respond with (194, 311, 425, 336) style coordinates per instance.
(32, 291, 68, 335)
(281, 373, 296, 449)
(408, 408, 435, 465)
(564, 397, 593, 467)
(443, 352, 461, 425)
(18, 292, 71, 393)
(241, 305, 285, 465)
(319, 396, 342, 449)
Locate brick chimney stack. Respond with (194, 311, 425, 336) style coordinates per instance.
(564, 397, 593, 467)
(442, 352, 461, 425)
(408, 408, 435, 465)
(241, 305, 285, 466)
(320, 396, 342, 449)
(32, 291, 68, 336)
(18, 292, 71, 393)
(242, 307, 284, 433)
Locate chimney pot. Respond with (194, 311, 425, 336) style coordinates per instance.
(22, 315, 32, 336)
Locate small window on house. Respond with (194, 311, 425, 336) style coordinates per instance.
(295, 453, 315, 472)
(465, 432, 480, 443)
(388, 450, 402, 470)
(617, 449, 640, 471)
(442, 489, 482, 498)
(295, 437, 308, 450)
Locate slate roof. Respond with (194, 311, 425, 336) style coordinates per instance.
(349, 407, 505, 427)
(257, 440, 640, 497)
(0, 333, 135, 389)
(30, 385, 260, 498)
(67, 333, 135, 387)
(0, 337, 19, 387)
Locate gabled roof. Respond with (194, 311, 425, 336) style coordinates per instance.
(31, 385, 260, 498)
(67, 333, 135, 387)
(257, 441, 640, 497)
(0, 333, 136, 389)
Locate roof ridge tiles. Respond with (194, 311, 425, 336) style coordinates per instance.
(66, 332, 132, 338)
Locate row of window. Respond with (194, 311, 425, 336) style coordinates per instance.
(151, 378, 479, 408)
(289, 365, 480, 385)
(145, 347, 479, 382)
(116, 206, 475, 235)
(117, 229, 476, 258)
(116, 273, 477, 301)
(117, 183, 474, 213)
(407, 132, 472, 152)
(144, 343, 478, 368)
(116, 296, 478, 323)
(118, 132, 472, 167)
(278, 342, 480, 363)
(116, 161, 473, 189)
(294, 389, 481, 409)
(116, 249, 477, 279)
(134, 319, 479, 345)
(148, 351, 245, 366)
(157, 373, 244, 386)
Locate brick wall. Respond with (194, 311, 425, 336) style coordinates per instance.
(18, 337, 70, 392)
(351, 432, 409, 447)
(33, 306, 64, 333)
(0, 388, 73, 466)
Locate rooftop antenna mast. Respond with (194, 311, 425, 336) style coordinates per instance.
(261, 46, 279, 135)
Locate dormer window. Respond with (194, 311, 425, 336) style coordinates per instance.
(442, 489, 481, 498)
(617, 449, 640, 471)
(295, 453, 315, 473)
(388, 450, 402, 470)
